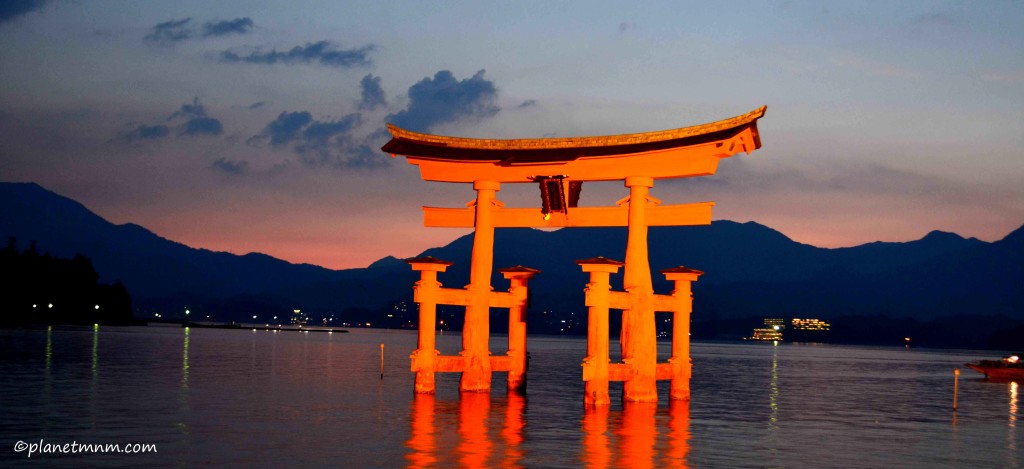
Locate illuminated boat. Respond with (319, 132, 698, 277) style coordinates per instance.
(965, 354, 1024, 380)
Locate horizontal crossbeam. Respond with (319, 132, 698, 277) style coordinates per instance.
(584, 362, 678, 381)
(424, 201, 713, 228)
(433, 355, 513, 373)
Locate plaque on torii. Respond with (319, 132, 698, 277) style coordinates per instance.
(383, 105, 766, 404)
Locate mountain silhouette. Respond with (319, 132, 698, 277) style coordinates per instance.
(1, 182, 1021, 328)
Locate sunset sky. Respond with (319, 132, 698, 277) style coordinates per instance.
(1, 1, 1022, 269)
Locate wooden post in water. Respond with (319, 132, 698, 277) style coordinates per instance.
(578, 257, 623, 407)
(662, 266, 703, 401)
(953, 368, 959, 410)
(407, 257, 453, 393)
(500, 266, 540, 395)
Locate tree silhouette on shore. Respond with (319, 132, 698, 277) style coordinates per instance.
(1, 237, 134, 326)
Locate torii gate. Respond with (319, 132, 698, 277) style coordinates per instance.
(383, 105, 766, 404)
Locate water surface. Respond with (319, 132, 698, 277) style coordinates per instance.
(0, 326, 1018, 467)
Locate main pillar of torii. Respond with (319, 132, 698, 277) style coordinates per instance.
(383, 105, 766, 402)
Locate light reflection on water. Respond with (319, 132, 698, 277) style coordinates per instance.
(0, 327, 1021, 468)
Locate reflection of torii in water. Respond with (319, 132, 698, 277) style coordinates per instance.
(384, 105, 766, 404)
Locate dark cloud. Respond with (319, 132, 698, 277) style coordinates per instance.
(169, 97, 208, 120)
(357, 74, 387, 111)
(344, 144, 390, 169)
(0, 0, 46, 24)
(262, 111, 313, 145)
(202, 17, 253, 37)
(118, 97, 223, 141)
(211, 158, 247, 174)
(124, 124, 170, 141)
(144, 18, 193, 46)
(300, 114, 361, 147)
(386, 69, 500, 132)
(247, 101, 267, 110)
(219, 41, 374, 68)
(180, 117, 223, 136)
(516, 99, 537, 109)
(252, 111, 389, 169)
(295, 113, 361, 163)
(165, 97, 222, 136)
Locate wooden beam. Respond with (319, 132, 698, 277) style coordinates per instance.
(424, 201, 713, 228)
(436, 355, 465, 372)
(652, 294, 681, 313)
(410, 143, 730, 183)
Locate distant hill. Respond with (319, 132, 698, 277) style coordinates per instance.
(1, 182, 1021, 332)
(0, 183, 360, 315)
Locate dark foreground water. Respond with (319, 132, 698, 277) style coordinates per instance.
(0, 326, 1019, 467)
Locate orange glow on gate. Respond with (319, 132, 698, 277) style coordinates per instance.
(387, 106, 766, 403)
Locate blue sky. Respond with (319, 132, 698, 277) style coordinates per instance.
(1, 1, 1022, 268)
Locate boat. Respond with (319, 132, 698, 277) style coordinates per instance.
(965, 354, 1024, 380)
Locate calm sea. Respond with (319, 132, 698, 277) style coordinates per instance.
(0, 326, 1019, 468)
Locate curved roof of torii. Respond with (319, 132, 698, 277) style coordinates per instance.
(381, 105, 766, 164)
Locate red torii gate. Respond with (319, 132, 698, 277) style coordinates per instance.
(383, 105, 766, 404)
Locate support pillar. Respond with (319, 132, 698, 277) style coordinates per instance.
(406, 257, 453, 394)
(578, 257, 622, 406)
(500, 266, 539, 394)
(462, 180, 501, 392)
(661, 266, 702, 401)
(622, 176, 657, 402)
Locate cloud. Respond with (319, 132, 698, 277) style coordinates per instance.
(300, 114, 361, 147)
(168, 97, 208, 120)
(618, 22, 637, 33)
(144, 18, 193, 46)
(211, 158, 247, 174)
(252, 110, 389, 169)
(144, 17, 254, 45)
(0, 0, 46, 24)
(295, 113, 361, 162)
(124, 124, 170, 141)
(180, 117, 223, 136)
(386, 69, 500, 132)
(220, 41, 374, 68)
(202, 17, 253, 37)
(164, 97, 223, 137)
(247, 101, 268, 110)
(516, 99, 537, 109)
(345, 144, 390, 169)
(357, 74, 387, 111)
(117, 97, 223, 141)
(261, 111, 313, 146)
